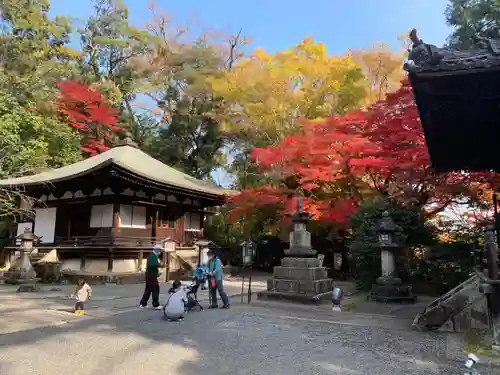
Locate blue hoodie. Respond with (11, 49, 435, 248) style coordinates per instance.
(193, 265, 208, 282)
(207, 256, 224, 282)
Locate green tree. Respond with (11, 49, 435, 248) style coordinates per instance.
(78, 0, 152, 115)
(0, 0, 78, 111)
(130, 5, 235, 179)
(0, 84, 81, 216)
(445, 0, 500, 48)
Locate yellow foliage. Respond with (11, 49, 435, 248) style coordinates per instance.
(209, 37, 366, 144)
(350, 42, 405, 105)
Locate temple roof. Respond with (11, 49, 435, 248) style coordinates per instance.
(404, 29, 500, 172)
(404, 29, 500, 75)
(0, 145, 232, 198)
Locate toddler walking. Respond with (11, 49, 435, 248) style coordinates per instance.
(72, 279, 92, 316)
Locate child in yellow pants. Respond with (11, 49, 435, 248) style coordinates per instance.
(72, 279, 92, 315)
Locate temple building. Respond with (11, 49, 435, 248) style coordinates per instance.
(405, 29, 500, 172)
(0, 141, 230, 278)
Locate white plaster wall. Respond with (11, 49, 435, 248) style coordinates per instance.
(61, 259, 81, 272)
(112, 259, 139, 273)
(60, 259, 147, 273)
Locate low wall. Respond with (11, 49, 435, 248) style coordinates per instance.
(60, 259, 147, 273)
(1, 247, 200, 283)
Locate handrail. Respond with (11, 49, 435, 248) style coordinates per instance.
(55, 235, 159, 247)
(474, 268, 500, 285)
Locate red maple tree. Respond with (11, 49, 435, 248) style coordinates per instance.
(57, 81, 122, 156)
(229, 80, 493, 225)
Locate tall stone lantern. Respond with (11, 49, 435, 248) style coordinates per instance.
(369, 211, 416, 303)
(6, 228, 41, 291)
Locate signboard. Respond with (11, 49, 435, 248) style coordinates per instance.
(163, 240, 176, 253)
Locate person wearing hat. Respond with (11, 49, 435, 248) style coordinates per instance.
(206, 249, 230, 308)
(139, 243, 164, 309)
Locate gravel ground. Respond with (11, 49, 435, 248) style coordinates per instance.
(0, 303, 493, 375)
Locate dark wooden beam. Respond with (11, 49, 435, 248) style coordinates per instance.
(137, 250, 144, 272)
(152, 208, 158, 241)
(112, 202, 120, 240)
(80, 249, 86, 271)
(107, 248, 114, 272)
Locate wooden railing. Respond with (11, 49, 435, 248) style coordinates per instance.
(54, 236, 159, 248)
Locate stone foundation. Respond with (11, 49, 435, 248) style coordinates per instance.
(259, 257, 333, 305)
(369, 283, 417, 303)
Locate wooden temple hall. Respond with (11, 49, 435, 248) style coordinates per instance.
(0, 141, 230, 276)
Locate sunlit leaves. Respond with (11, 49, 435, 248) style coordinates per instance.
(57, 81, 122, 156)
(209, 37, 366, 144)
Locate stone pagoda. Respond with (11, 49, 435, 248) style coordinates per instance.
(258, 197, 332, 304)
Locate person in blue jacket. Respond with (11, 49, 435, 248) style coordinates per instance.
(206, 249, 230, 308)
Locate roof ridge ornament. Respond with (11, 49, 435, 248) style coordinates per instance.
(117, 131, 138, 148)
(404, 28, 500, 74)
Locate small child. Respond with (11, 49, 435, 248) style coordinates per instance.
(73, 279, 92, 316)
(164, 279, 187, 321)
(193, 265, 208, 290)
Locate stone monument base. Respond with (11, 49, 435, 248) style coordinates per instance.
(4, 271, 41, 292)
(258, 290, 332, 305)
(258, 257, 333, 305)
(369, 276, 416, 303)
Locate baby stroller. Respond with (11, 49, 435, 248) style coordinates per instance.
(184, 277, 204, 312)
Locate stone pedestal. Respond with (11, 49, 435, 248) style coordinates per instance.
(258, 212, 332, 305)
(369, 249, 416, 303)
(4, 250, 40, 292)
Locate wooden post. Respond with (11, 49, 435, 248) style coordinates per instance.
(112, 202, 120, 243)
(107, 248, 114, 273)
(80, 249, 86, 271)
(485, 229, 500, 348)
(165, 252, 170, 282)
(151, 209, 158, 242)
(248, 273, 252, 304)
(241, 274, 245, 303)
(137, 250, 144, 272)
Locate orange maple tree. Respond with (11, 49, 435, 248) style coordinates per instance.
(229, 80, 494, 225)
(57, 81, 122, 156)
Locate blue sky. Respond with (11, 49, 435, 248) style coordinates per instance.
(49, 0, 453, 186)
(50, 0, 452, 53)
(51, 0, 450, 54)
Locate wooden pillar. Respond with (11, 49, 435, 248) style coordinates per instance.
(165, 252, 170, 282)
(107, 248, 114, 273)
(484, 230, 500, 348)
(151, 208, 159, 243)
(137, 250, 144, 272)
(112, 202, 120, 243)
(80, 249, 86, 271)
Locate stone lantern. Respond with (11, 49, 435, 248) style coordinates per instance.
(6, 228, 41, 291)
(375, 211, 401, 285)
(369, 211, 416, 303)
(240, 240, 256, 266)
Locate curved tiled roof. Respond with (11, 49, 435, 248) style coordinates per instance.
(404, 29, 500, 74)
(0, 145, 233, 198)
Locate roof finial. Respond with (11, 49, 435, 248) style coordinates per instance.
(118, 131, 138, 148)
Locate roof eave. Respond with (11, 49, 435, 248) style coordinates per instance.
(111, 166, 231, 201)
(0, 159, 114, 188)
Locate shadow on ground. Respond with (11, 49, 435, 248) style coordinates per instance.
(1, 299, 493, 375)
